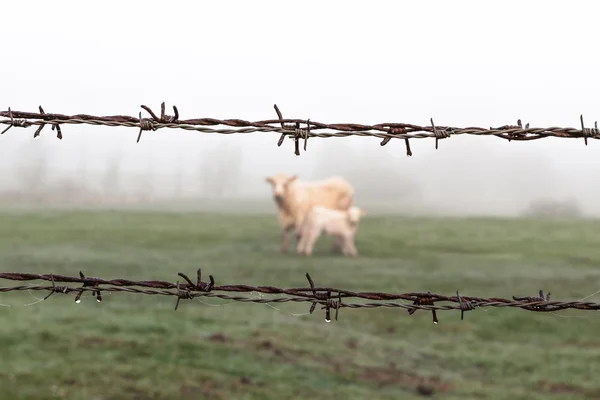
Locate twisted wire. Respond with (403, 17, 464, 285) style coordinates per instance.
(1, 103, 598, 155)
(1, 271, 597, 323)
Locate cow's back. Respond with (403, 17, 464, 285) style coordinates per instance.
(290, 177, 354, 229)
(297, 176, 354, 210)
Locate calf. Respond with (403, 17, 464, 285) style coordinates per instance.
(296, 205, 366, 257)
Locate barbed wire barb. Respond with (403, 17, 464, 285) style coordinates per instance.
(75, 271, 102, 303)
(174, 280, 193, 311)
(177, 268, 215, 292)
(581, 115, 588, 146)
(456, 290, 475, 320)
(407, 290, 439, 324)
(42, 273, 69, 301)
(33, 106, 46, 138)
(1, 107, 31, 135)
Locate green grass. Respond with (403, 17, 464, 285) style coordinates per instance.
(0, 210, 600, 399)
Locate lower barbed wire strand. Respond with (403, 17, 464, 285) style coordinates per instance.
(2, 284, 600, 313)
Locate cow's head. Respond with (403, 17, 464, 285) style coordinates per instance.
(265, 174, 298, 203)
(347, 206, 366, 226)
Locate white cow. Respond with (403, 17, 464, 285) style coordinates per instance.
(296, 205, 366, 257)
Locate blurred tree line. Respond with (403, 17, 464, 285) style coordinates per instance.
(310, 140, 423, 205)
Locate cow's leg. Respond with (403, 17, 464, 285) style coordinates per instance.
(337, 234, 352, 256)
(345, 236, 358, 257)
(296, 223, 309, 255)
(330, 236, 344, 253)
(281, 225, 294, 254)
(304, 228, 321, 256)
(294, 217, 308, 250)
(294, 216, 305, 242)
(340, 236, 350, 256)
(296, 237, 304, 255)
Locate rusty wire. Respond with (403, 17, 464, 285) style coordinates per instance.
(1, 103, 599, 156)
(1, 270, 598, 324)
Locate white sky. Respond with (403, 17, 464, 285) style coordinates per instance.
(1, 0, 600, 215)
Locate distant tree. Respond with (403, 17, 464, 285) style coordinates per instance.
(77, 147, 88, 189)
(312, 140, 359, 177)
(15, 140, 48, 199)
(133, 159, 156, 202)
(198, 141, 243, 198)
(312, 139, 421, 203)
(342, 166, 422, 203)
(522, 198, 583, 219)
(103, 153, 123, 196)
(174, 151, 184, 198)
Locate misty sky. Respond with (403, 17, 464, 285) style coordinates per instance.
(2, 1, 600, 215)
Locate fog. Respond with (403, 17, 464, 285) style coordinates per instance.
(2, 0, 600, 218)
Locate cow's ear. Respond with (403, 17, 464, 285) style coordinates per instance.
(265, 176, 274, 185)
(360, 208, 366, 216)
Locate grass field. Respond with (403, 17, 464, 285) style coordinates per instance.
(1, 210, 600, 399)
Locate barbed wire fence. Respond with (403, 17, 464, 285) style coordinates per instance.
(1, 102, 599, 156)
(2, 102, 600, 323)
(1, 270, 598, 324)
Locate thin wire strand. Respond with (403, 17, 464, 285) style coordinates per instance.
(577, 289, 600, 302)
(23, 290, 45, 307)
(257, 293, 312, 317)
(194, 292, 310, 317)
(545, 288, 600, 319)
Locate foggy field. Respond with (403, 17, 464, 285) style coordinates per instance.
(1, 211, 600, 399)
(4, 1, 600, 399)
